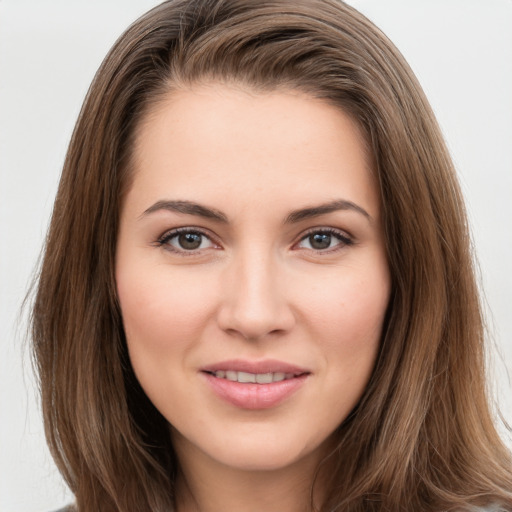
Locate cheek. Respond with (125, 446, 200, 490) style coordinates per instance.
(115, 264, 222, 414)
(305, 267, 389, 347)
(299, 258, 390, 399)
(116, 263, 218, 353)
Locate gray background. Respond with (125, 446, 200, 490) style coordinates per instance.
(1, 1, 511, 511)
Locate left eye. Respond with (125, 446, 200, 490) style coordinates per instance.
(297, 230, 351, 251)
(160, 230, 215, 251)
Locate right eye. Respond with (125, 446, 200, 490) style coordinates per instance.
(157, 228, 217, 254)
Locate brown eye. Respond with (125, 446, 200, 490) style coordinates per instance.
(296, 229, 352, 252)
(159, 229, 216, 252)
(309, 233, 331, 250)
(178, 232, 203, 250)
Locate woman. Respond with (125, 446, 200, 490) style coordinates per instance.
(31, 0, 512, 510)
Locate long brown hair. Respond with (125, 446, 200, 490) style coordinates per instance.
(31, 1, 512, 510)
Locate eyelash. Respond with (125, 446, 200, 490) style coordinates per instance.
(156, 227, 219, 256)
(155, 227, 354, 256)
(296, 227, 354, 253)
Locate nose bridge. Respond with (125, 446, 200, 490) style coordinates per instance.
(218, 242, 294, 339)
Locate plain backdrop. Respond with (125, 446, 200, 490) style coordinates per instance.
(1, 1, 511, 511)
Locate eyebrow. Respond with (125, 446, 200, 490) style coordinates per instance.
(285, 199, 372, 224)
(141, 198, 372, 224)
(141, 200, 228, 223)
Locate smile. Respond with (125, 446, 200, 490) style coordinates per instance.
(201, 360, 310, 410)
(207, 370, 300, 384)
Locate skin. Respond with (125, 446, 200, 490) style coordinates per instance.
(116, 84, 391, 512)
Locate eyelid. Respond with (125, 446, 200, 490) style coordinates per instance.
(156, 226, 221, 254)
(293, 227, 354, 252)
(154, 225, 353, 256)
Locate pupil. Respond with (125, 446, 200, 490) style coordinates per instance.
(310, 233, 331, 250)
(179, 232, 202, 250)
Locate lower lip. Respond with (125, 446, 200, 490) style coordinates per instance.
(202, 372, 308, 410)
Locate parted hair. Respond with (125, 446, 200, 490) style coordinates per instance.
(31, 1, 512, 511)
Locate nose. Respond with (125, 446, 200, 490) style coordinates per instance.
(216, 249, 296, 341)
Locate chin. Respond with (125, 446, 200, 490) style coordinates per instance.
(181, 424, 332, 474)
(213, 444, 314, 472)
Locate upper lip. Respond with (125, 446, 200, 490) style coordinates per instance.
(201, 359, 310, 375)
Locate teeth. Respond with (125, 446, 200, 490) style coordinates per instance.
(255, 372, 273, 384)
(213, 371, 298, 383)
(238, 371, 256, 383)
(226, 370, 238, 381)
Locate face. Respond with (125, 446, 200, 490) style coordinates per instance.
(116, 84, 390, 474)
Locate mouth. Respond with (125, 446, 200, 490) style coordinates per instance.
(203, 370, 305, 384)
(201, 359, 310, 410)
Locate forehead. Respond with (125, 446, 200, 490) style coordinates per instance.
(126, 83, 379, 220)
